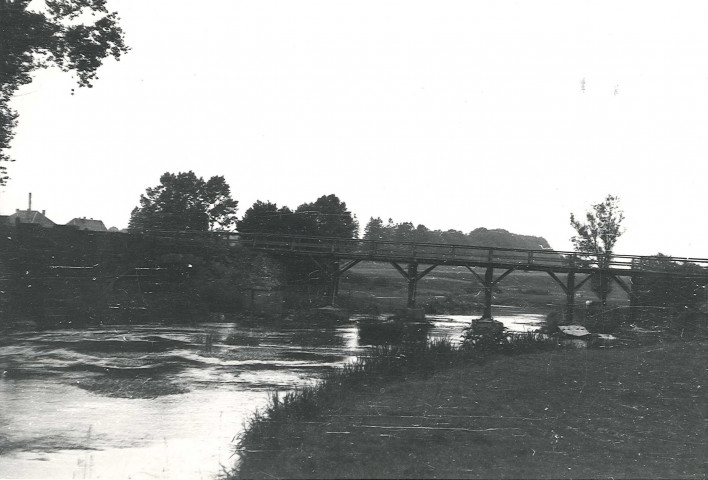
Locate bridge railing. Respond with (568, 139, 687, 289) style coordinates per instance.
(238, 232, 708, 275)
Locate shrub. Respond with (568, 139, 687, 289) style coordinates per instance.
(540, 308, 564, 334)
(461, 319, 507, 355)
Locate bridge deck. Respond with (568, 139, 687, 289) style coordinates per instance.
(239, 233, 708, 278)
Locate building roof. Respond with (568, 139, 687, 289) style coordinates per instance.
(7, 209, 55, 228)
(67, 218, 107, 232)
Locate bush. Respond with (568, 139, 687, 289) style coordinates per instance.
(540, 308, 564, 334)
(461, 319, 507, 355)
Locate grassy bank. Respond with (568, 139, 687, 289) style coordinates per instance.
(232, 335, 707, 479)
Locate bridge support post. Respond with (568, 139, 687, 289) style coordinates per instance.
(629, 275, 640, 322)
(566, 271, 576, 324)
(483, 267, 494, 319)
(329, 260, 340, 306)
(318, 259, 361, 306)
(465, 265, 515, 319)
(547, 270, 592, 325)
(407, 263, 418, 308)
(390, 261, 437, 310)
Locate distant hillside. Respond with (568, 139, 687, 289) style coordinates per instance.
(362, 218, 554, 252)
(466, 227, 553, 251)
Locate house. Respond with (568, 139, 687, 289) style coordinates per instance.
(6, 208, 56, 228)
(66, 217, 108, 232)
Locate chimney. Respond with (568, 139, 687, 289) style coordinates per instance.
(42, 210, 46, 216)
(15, 209, 19, 213)
(28, 192, 32, 211)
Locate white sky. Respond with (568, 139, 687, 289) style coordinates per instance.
(2, 1, 708, 257)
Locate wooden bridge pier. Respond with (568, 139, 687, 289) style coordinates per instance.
(390, 261, 438, 308)
(326, 258, 361, 306)
(465, 265, 515, 319)
(546, 270, 593, 324)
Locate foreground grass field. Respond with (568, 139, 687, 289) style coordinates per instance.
(234, 339, 707, 479)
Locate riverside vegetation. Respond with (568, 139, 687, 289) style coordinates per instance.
(231, 313, 708, 479)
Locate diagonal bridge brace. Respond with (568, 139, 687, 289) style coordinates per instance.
(546, 270, 593, 324)
(546, 271, 593, 295)
(309, 257, 363, 306)
(390, 262, 438, 282)
(465, 266, 516, 318)
(339, 259, 362, 275)
(390, 262, 439, 308)
(464, 265, 516, 288)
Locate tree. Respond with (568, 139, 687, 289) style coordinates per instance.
(0, 0, 129, 184)
(363, 217, 386, 241)
(441, 229, 467, 245)
(570, 194, 625, 305)
(237, 200, 279, 233)
(295, 194, 359, 238)
(129, 172, 238, 232)
(237, 200, 302, 234)
(393, 221, 415, 243)
(414, 224, 431, 243)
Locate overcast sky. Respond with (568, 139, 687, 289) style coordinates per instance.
(2, 1, 708, 257)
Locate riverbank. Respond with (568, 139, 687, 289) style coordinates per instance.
(233, 335, 707, 478)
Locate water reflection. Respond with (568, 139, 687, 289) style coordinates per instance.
(0, 308, 544, 479)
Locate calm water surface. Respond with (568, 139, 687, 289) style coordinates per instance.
(0, 310, 544, 479)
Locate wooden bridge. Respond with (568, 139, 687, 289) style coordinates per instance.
(240, 233, 708, 322)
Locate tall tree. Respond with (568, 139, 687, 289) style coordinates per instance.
(295, 194, 359, 238)
(129, 172, 238, 232)
(0, 0, 128, 184)
(570, 194, 625, 305)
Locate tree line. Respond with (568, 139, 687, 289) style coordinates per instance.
(127, 171, 359, 239)
(128, 173, 707, 311)
(126, 171, 549, 251)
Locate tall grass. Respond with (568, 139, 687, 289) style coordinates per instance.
(233, 333, 562, 470)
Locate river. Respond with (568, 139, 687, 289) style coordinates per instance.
(0, 310, 545, 479)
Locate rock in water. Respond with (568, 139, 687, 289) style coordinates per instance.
(558, 325, 591, 337)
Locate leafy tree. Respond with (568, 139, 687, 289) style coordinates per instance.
(441, 229, 468, 245)
(0, 0, 128, 184)
(570, 194, 625, 305)
(414, 224, 431, 243)
(237, 200, 279, 233)
(295, 194, 359, 238)
(393, 221, 415, 243)
(363, 217, 386, 241)
(237, 200, 305, 234)
(129, 172, 238, 232)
